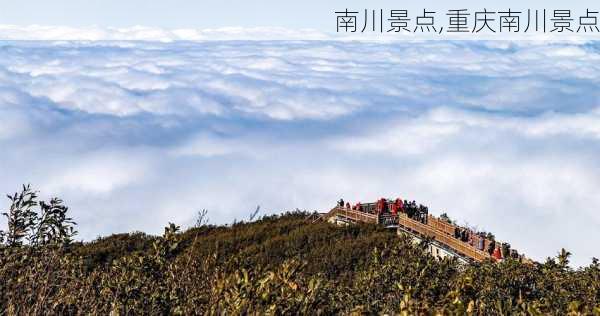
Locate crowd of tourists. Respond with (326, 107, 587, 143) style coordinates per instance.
(338, 198, 429, 223)
(337, 197, 523, 262)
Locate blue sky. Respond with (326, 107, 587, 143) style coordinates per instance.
(0, 0, 598, 30)
(1, 40, 599, 267)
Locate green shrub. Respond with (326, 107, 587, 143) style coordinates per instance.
(1, 185, 599, 315)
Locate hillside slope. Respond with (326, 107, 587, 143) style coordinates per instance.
(2, 211, 599, 315)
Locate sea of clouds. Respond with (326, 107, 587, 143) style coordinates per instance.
(1, 38, 599, 266)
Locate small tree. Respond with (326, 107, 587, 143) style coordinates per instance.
(31, 198, 77, 246)
(195, 209, 209, 228)
(1, 185, 77, 248)
(153, 223, 181, 262)
(2, 185, 38, 247)
(249, 205, 260, 221)
(557, 248, 572, 269)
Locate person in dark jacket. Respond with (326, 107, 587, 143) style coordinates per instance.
(511, 249, 519, 259)
(502, 243, 511, 259)
(406, 204, 415, 219)
(488, 240, 496, 255)
(421, 206, 429, 224)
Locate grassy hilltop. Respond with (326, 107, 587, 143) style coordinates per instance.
(1, 186, 599, 315)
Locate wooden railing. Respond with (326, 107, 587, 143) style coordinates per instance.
(398, 213, 490, 262)
(328, 207, 378, 224)
(427, 215, 456, 236)
(427, 215, 494, 253)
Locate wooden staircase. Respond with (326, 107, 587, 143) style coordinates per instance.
(397, 213, 490, 262)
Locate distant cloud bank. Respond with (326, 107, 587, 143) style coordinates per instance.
(1, 24, 597, 41)
(0, 25, 330, 41)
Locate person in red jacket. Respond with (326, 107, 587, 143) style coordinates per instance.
(390, 200, 398, 215)
(376, 198, 387, 214)
(395, 198, 404, 214)
(493, 246, 503, 260)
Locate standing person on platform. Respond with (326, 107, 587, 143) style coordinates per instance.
(488, 240, 496, 255)
(396, 198, 404, 214)
(376, 198, 387, 215)
(493, 246, 503, 260)
(421, 206, 429, 224)
(355, 202, 363, 212)
(390, 199, 398, 215)
(478, 236, 485, 251)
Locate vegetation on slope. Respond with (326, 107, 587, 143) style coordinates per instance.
(1, 186, 599, 315)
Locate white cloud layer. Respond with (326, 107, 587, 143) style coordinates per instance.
(1, 39, 599, 266)
(0, 25, 596, 41)
(0, 25, 330, 41)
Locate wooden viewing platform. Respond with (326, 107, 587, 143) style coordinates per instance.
(322, 206, 494, 263)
